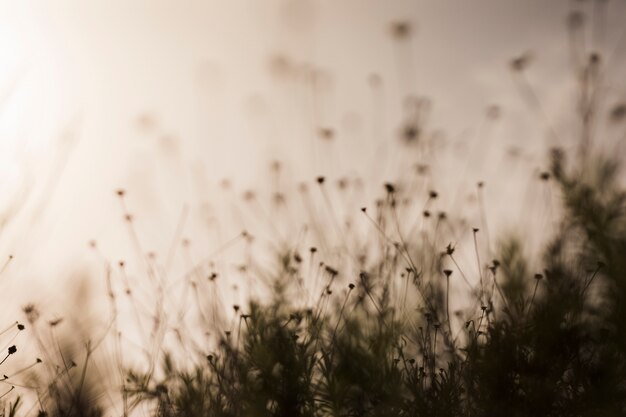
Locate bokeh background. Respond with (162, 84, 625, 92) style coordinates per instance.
(0, 0, 624, 315)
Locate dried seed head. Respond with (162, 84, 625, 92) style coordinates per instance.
(273, 192, 285, 205)
(318, 127, 334, 140)
(567, 10, 585, 31)
(415, 164, 429, 175)
(486, 104, 501, 120)
(325, 266, 338, 276)
(443, 269, 453, 278)
(390, 21, 413, 40)
(402, 123, 420, 143)
(23, 304, 39, 323)
(243, 190, 255, 201)
(510, 53, 532, 72)
(49, 318, 63, 327)
(610, 103, 626, 123)
(270, 160, 281, 172)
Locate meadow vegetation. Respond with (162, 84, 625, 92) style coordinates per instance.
(0, 5, 625, 417)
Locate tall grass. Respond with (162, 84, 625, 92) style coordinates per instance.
(4, 4, 626, 417)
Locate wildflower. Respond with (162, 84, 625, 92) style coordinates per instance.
(510, 53, 532, 72)
(325, 266, 338, 276)
(318, 127, 334, 140)
(268, 54, 292, 78)
(390, 21, 413, 40)
(486, 104, 501, 120)
(489, 260, 500, 274)
(23, 304, 39, 323)
(402, 123, 420, 143)
(49, 318, 63, 327)
(243, 190, 255, 201)
(273, 192, 285, 205)
(566, 10, 584, 31)
(610, 103, 626, 123)
(415, 164, 429, 175)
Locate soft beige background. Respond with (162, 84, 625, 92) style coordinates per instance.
(0, 0, 624, 313)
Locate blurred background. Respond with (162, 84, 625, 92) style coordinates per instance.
(0, 0, 624, 314)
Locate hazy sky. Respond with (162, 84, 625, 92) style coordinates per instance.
(0, 0, 624, 309)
